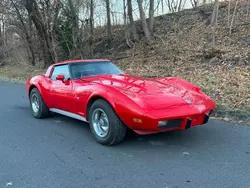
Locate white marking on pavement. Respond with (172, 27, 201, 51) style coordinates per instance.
(182, 151, 190, 156)
(6, 182, 12, 186)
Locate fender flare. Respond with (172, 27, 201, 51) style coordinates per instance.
(85, 92, 116, 121)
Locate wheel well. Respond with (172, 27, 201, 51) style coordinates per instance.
(29, 85, 37, 97)
(86, 95, 132, 132)
(86, 96, 113, 121)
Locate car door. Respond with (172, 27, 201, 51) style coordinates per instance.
(48, 64, 75, 113)
(69, 63, 93, 117)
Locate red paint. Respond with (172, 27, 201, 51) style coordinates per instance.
(26, 59, 216, 135)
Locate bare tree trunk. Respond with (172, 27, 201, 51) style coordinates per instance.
(137, 0, 151, 41)
(106, 0, 112, 45)
(210, 0, 219, 46)
(148, 0, 155, 33)
(216, 0, 219, 24)
(127, 0, 139, 41)
(2, 13, 5, 47)
(0, 14, 3, 47)
(229, 0, 238, 35)
(90, 0, 94, 57)
(190, 0, 198, 8)
(161, 0, 164, 13)
(246, 0, 250, 19)
(68, 0, 82, 57)
(227, 0, 231, 27)
(11, 0, 35, 65)
(123, 0, 133, 48)
(24, 0, 55, 66)
(50, 0, 61, 63)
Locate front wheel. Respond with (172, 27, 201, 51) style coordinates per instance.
(29, 87, 50, 119)
(88, 99, 127, 146)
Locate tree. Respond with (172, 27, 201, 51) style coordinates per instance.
(148, 0, 154, 33)
(67, 0, 83, 57)
(137, 0, 151, 41)
(0, 0, 5, 47)
(10, 0, 35, 65)
(89, 0, 94, 57)
(24, 0, 57, 66)
(210, 0, 219, 45)
(127, 0, 138, 41)
(105, 0, 112, 45)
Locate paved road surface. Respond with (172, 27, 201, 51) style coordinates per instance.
(0, 82, 250, 188)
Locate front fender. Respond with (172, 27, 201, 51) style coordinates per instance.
(86, 85, 147, 130)
(26, 76, 43, 96)
(26, 75, 50, 105)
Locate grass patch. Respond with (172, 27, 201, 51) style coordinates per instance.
(0, 63, 44, 82)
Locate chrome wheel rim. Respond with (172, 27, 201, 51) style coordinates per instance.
(31, 94, 39, 113)
(92, 108, 109, 138)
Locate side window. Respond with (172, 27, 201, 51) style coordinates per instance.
(50, 65, 70, 81)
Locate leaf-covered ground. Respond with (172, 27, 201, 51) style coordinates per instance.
(0, 0, 249, 124)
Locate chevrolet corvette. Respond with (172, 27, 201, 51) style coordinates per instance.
(26, 59, 216, 146)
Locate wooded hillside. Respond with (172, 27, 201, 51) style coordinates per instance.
(0, 0, 249, 123)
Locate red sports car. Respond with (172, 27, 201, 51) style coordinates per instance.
(26, 59, 216, 146)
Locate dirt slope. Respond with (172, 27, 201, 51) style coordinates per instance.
(102, 0, 250, 123)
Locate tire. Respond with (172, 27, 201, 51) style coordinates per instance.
(29, 87, 50, 119)
(88, 99, 127, 146)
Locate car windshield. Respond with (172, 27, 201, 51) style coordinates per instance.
(70, 61, 123, 79)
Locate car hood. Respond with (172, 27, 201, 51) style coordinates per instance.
(86, 74, 212, 111)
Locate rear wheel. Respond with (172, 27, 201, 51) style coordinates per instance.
(29, 87, 50, 119)
(88, 99, 127, 146)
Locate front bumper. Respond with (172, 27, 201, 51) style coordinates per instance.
(131, 109, 214, 135)
(158, 113, 210, 130)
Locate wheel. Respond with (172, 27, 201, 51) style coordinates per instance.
(88, 99, 127, 146)
(29, 87, 50, 119)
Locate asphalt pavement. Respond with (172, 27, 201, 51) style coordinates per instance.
(0, 81, 250, 188)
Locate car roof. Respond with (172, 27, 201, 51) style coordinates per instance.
(54, 59, 110, 66)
